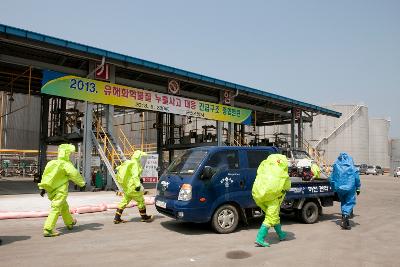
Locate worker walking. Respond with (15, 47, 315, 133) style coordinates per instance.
(38, 144, 86, 237)
(114, 150, 153, 224)
(252, 154, 291, 247)
(330, 152, 361, 230)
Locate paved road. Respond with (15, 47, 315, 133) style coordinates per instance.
(1, 175, 399, 266)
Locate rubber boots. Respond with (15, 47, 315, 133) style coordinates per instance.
(43, 229, 60, 237)
(255, 224, 270, 247)
(66, 218, 77, 230)
(274, 224, 287, 241)
(139, 207, 154, 222)
(114, 208, 127, 224)
(340, 214, 351, 230)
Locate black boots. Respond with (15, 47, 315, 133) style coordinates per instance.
(340, 214, 351, 230)
(114, 208, 126, 224)
(139, 207, 154, 222)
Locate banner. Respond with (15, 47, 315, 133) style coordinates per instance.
(141, 154, 159, 183)
(41, 70, 252, 124)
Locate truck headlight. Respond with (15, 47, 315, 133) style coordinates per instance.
(178, 184, 192, 201)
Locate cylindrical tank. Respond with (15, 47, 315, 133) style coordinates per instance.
(303, 104, 369, 165)
(391, 138, 400, 171)
(369, 118, 390, 169)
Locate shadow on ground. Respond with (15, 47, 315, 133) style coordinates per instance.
(323, 212, 361, 228)
(129, 214, 164, 223)
(58, 223, 104, 234)
(0, 235, 31, 245)
(160, 220, 213, 235)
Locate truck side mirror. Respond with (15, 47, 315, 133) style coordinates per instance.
(201, 166, 215, 180)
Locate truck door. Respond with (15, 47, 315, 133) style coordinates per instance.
(242, 150, 274, 207)
(205, 150, 244, 203)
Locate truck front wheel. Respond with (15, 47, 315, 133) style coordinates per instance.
(300, 201, 319, 224)
(211, 204, 239, 234)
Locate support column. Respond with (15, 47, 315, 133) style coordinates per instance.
(291, 109, 296, 148)
(169, 114, 175, 163)
(217, 121, 223, 146)
(103, 104, 114, 189)
(37, 95, 49, 180)
(82, 101, 93, 186)
(157, 113, 164, 173)
(228, 122, 234, 145)
(105, 64, 116, 189)
(297, 111, 303, 149)
(241, 124, 245, 145)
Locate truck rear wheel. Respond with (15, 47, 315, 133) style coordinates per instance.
(211, 204, 239, 234)
(300, 201, 319, 224)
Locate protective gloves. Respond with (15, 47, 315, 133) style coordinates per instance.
(80, 183, 87, 191)
(135, 184, 145, 192)
(40, 189, 46, 197)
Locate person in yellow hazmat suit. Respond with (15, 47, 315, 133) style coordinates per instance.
(114, 150, 154, 223)
(311, 163, 321, 179)
(38, 144, 86, 237)
(252, 154, 291, 247)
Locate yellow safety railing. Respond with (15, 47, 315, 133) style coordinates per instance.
(303, 138, 331, 175)
(118, 128, 136, 157)
(95, 117, 122, 169)
(141, 143, 157, 153)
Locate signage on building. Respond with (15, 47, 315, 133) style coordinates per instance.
(168, 79, 180, 95)
(91, 156, 101, 167)
(41, 70, 252, 125)
(223, 90, 231, 105)
(141, 154, 158, 183)
(95, 63, 110, 81)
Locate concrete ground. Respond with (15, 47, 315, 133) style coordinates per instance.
(0, 175, 399, 267)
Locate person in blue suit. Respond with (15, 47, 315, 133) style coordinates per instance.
(330, 153, 361, 230)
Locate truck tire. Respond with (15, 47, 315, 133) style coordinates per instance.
(211, 204, 239, 234)
(300, 201, 319, 224)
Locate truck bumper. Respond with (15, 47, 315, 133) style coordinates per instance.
(155, 196, 211, 223)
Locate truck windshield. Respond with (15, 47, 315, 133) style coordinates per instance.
(167, 150, 208, 175)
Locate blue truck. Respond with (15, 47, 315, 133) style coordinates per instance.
(155, 146, 335, 234)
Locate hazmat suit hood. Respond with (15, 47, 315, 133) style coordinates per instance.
(252, 154, 291, 203)
(131, 150, 147, 161)
(330, 152, 360, 193)
(57, 144, 76, 162)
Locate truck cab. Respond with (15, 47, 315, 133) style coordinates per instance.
(155, 146, 334, 234)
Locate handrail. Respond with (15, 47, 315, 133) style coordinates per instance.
(94, 116, 122, 169)
(314, 105, 362, 148)
(118, 128, 135, 156)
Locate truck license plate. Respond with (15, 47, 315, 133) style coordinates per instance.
(156, 200, 166, 209)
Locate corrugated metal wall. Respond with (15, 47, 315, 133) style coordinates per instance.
(369, 118, 390, 168)
(0, 93, 41, 149)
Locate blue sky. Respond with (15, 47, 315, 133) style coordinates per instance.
(1, 0, 399, 136)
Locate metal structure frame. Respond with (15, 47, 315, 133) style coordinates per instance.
(0, 24, 341, 186)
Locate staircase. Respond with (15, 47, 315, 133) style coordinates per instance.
(314, 105, 363, 149)
(301, 105, 364, 176)
(91, 118, 128, 191)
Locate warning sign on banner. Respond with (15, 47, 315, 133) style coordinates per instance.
(141, 154, 159, 183)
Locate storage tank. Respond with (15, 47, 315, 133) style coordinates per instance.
(369, 118, 390, 169)
(303, 104, 369, 165)
(391, 138, 400, 172)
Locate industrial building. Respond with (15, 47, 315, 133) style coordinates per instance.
(0, 24, 343, 191)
